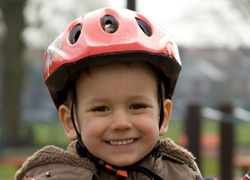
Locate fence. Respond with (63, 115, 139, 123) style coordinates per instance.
(185, 102, 250, 180)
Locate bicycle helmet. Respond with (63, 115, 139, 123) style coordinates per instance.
(43, 7, 182, 109)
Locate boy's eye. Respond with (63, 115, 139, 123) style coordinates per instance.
(92, 106, 109, 112)
(130, 104, 146, 110)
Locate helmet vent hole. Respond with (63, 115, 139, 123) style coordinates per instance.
(101, 15, 118, 34)
(136, 18, 152, 37)
(69, 24, 82, 44)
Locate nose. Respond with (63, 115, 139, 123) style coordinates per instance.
(110, 109, 132, 131)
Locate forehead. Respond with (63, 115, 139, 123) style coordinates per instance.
(78, 61, 158, 81)
(74, 61, 159, 99)
(76, 62, 158, 102)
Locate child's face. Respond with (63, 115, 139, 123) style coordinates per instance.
(60, 62, 172, 167)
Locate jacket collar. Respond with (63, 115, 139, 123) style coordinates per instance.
(15, 138, 196, 180)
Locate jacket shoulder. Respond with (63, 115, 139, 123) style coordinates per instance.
(17, 163, 95, 180)
(15, 144, 96, 180)
(159, 138, 197, 171)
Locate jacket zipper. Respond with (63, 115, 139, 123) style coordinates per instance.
(163, 153, 185, 164)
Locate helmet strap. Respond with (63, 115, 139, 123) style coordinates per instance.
(158, 79, 165, 129)
(70, 82, 85, 156)
(76, 140, 163, 180)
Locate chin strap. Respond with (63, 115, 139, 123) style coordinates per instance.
(76, 140, 163, 180)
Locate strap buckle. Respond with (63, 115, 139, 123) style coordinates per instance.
(98, 160, 128, 180)
(105, 164, 128, 180)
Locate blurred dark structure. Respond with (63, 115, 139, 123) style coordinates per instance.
(0, 0, 27, 147)
(127, 0, 136, 11)
(186, 103, 201, 168)
(220, 103, 234, 180)
(186, 102, 237, 180)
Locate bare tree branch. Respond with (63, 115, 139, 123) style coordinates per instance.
(230, 0, 250, 23)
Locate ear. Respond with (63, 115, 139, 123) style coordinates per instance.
(159, 99, 172, 136)
(59, 104, 77, 141)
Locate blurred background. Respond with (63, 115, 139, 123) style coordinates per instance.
(0, 0, 250, 179)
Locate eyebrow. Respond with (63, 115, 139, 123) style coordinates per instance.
(84, 95, 153, 106)
(128, 95, 153, 102)
(83, 98, 107, 107)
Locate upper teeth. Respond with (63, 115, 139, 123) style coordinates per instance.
(110, 139, 134, 145)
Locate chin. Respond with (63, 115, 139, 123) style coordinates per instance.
(111, 161, 135, 167)
(107, 157, 141, 167)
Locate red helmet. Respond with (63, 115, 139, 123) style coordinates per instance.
(44, 7, 182, 109)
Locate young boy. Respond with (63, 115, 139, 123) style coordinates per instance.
(15, 7, 202, 180)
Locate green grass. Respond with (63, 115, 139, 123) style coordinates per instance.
(33, 122, 71, 147)
(160, 119, 184, 141)
(235, 122, 250, 146)
(201, 157, 220, 177)
(0, 166, 17, 180)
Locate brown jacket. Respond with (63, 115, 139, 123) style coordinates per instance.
(15, 138, 200, 180)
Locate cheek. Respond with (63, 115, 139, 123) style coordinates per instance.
(134, 114, 159, 133)
(79, 116, 108, 140)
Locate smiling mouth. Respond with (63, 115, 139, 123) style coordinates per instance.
(109, 139, 135, 145)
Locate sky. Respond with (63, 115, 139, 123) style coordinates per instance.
(21, 0, 250, 49)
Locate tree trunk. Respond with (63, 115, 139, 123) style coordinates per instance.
(0, 0, 26, 146)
